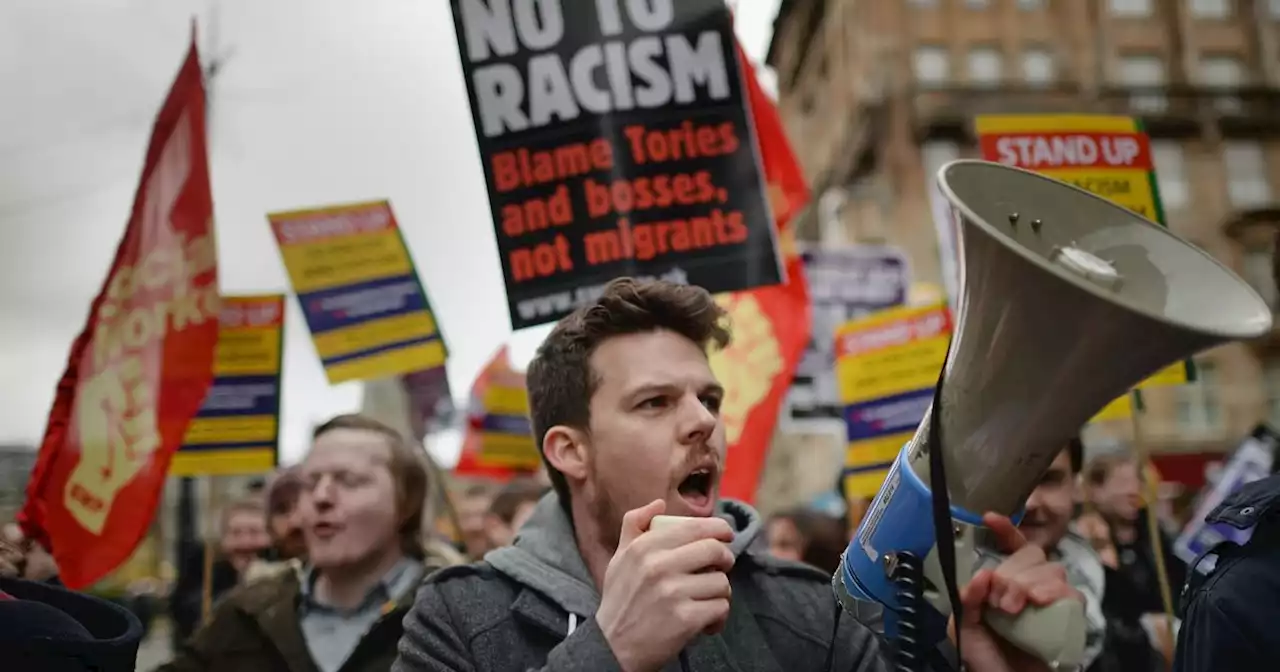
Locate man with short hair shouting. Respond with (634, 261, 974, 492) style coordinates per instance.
(394, 278, 1079, 672)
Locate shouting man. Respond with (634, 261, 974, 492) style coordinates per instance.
(394, 278, 1079, 672)
(162, 414, 462, 672)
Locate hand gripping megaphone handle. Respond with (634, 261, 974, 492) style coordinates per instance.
(983, 599, 1087, 670)
(921, 535, 1088, 670)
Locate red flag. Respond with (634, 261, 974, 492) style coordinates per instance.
(713, 42, 812, 502)
(19, 31, 220, 589)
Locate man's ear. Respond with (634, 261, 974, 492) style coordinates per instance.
(543, 425, 588, 482)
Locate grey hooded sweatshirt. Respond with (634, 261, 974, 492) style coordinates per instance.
(392, 492, 898, 672)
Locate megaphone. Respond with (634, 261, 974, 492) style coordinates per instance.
(835, 159, 1274, 668)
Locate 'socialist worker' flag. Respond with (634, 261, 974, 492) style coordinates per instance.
(709, 41, 812, 502)
(19, 31, 220, 589)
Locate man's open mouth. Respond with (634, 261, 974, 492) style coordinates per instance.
(678, 467, 715, 509)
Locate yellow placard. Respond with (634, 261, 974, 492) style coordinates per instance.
(974, 114, 1139, 135)
(484, 384, 530, 417)
(477, 432, 541, 469)
(268, 200, 447, 385)
(170, 448, 277, 477)
(311, 312, 439, 361)
(324, 340, 447, 385)
(276, 228, 415, 295)
(843, 467, 893, 499)
(846, 432, 912, 468)
(184, 415, 278, 446)
(1092, 394, 1134, 422)
(173, 295, 284, 477)
(835, 304, 952, 405)
(835, 303, 951, 488)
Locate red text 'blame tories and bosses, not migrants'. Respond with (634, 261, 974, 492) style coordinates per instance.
(451, 0, 781, 329)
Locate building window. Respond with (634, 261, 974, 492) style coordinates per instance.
(1263, 359, 1280, 426)
(1224, 142, 1272, 207)
(1120, 54, 1167, 113)
(1110, 0, 1153, 16)
(910, 0, 939, 6)
(1022, 49, 1055, 86)
(1271, 0, 1280, 18)
(1242, 244, 1279, 309)
(1151, 142, 1189, 211)
(1190, 0, 1232, 18)
(965, 0, 991, 7)
(967, 47, 1003, 87)
(1200, 55, 1245, 113)
(915, 46, 950, 87)
(1018, 0, 1047, 9)
(1177, 360, 1223, 435)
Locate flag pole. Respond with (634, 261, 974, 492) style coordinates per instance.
(200, 477, 221, 624)
(1127, 390, 1177, 668)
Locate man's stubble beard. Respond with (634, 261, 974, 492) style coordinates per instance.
(586, 465, 627, 555)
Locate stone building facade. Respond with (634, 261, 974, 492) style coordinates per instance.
(764, 0, 1280, 474)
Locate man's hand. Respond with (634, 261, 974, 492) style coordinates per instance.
(596, 500, 736, 672)
(949, 513, 1083, 672)
(1074, 513, 1118, 569)
(0, 524, 24, 578)
(0, 524, 58, 582)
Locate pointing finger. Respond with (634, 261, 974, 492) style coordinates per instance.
(983, 512, 1028, 555)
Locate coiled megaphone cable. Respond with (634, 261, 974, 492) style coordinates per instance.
(891, 551, 926, 672)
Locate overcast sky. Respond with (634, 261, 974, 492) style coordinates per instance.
(0, 0, 782, 465)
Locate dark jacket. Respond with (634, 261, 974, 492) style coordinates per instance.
(1110, 511, 1185, 617)
(393, 493, 903, 672)
(0, 575, 144, 672)
(170, 544, 240, 643)
(159, 546, 460, 672)
(1174, 474, 1280, 672)
(1088, 566, 1166, 672)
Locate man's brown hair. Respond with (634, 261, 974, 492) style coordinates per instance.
(311, 413, 430, 558)
(265, 466, 304, 517)
(526, 278, 731, 513)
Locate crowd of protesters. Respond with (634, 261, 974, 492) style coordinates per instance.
(0, 278, 1260, 672)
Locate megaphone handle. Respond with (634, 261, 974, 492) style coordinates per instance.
(923, 541, 1087, 669)
(970, 553, 1088, 668)
(981, 597, 1087, 669)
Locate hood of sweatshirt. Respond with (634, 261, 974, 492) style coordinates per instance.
(484, 491, 763, 618)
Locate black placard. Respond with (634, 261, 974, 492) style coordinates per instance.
(450, 0, 782, 329)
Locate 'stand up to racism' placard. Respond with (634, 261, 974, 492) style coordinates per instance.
(451, 0, 781, 329)
(173, 295, 285, 477)
(268, 201, 447, 384)
(974, 114, 1189, 421)
(835, 303, 952, 498)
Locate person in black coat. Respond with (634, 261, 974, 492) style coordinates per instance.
(167, 542, 239, 645)
(169, 496, 272, 646)
(1173, 474, 1280, 671)
(0, 575, 144, 672)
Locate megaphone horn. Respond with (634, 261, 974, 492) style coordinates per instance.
(836, 159, 1273, 669)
